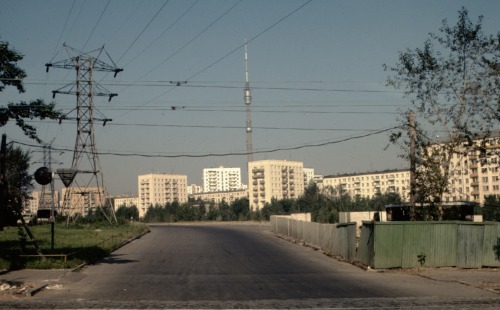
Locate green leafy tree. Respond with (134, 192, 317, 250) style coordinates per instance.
(196, 200, 206, 221)
(115, 205, 139, 221)
(206, 202, 219, 221)
(231, 198, 250, 221)
(0, 145, 33, 228)
(0, 39, 63, 142)
(384, 8, 500, 218)
(218, 200, 232, 221)
(483, 196, 500, 222)
(0, 38, 63, 230)
(0, 39, 26, 93)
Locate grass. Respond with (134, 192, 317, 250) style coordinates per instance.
(0, 221, 149, 270)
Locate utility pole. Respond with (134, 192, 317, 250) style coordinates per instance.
(409, 110, 416, 220)
(46, 44, 122, 224)
(0, 134, 6, 231)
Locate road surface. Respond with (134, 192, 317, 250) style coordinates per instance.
(2, 222, 500, 308)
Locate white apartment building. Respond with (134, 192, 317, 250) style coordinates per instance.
(60, 186, 106, 217)
(187, 184, 203, 195)
(114, 196, 139, 209)
(321, 169, 411, 200)
(203, 166, 242, 192)
(191, 189, 248, 205)
(26, 190, 59, 216)
(248, 160, 305, 210)
(318, 135, 500, 206)
(303, 168, 315, 188)
(138, 173, 188, 218)
(436, 135, 500, 205)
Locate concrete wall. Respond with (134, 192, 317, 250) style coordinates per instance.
(339, 211, 386, 237)
(290, 213, 312, 222)
(270, 215, 357, 262)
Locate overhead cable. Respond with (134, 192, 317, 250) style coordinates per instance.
(82, 0, 111, 51)
(116, 0, 170, 63)
(11, 126, 399, 159)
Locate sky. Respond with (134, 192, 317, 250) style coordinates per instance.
(1, 0, 499, 196)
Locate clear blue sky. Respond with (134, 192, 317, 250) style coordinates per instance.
(1, 0, 499, 196)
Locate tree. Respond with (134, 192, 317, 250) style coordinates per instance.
(115, 205, 139, 221)
(0, 38, 63, 233)
(231, 198, 250, 221)
(0, 144, 33, 228)
(0, 40, 26, 93)
(384, 8, 500, 218)
(483, 196, 500, 222)
(0, 38, 63, 142)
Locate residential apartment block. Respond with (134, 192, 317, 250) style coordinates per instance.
(203, 166, 242, 192)
(113, 196, 139, 209)
(60, 186, 106, 217)
(187, 184, 203, 195)
(437, 135, 500, 205)
(303, 168, 315, 187)
(138, 173, 188, 218)
(191, 189, 248, 205)
(320, 169, 411, 200)
(26, 190, 59, 216)
(248, 160, 305, 210)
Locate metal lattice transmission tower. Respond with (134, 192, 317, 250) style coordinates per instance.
(46, 44, 123, 223)
(244, 40, 253, 164)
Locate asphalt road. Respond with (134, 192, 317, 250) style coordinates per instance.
(4, 222, 500, 308)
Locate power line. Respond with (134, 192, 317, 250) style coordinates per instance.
(82, 0, 111, 51)
(185, 0, 314, 82)
(139, 0, 243, 80)
(48, 0, 76, 63)
(11, 126, 399, 159)
(121, 0, 200, 68)
(116, 0, 170, 63)
(122, 0, 313, 116)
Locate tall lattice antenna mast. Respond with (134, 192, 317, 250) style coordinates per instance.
(46, 44, 122, 223)
(244, 39, 253, 163)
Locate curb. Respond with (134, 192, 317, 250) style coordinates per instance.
(27, 283, 48, 297)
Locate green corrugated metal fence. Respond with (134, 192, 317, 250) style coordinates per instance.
(271, 216, 500, 269)
(359, 221, 500, 269)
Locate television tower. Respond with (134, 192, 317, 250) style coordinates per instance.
(46, 44, 122, 223)
(244, 40, 253, 163)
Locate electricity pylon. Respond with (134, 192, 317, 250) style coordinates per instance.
(46, 44, 122, 223)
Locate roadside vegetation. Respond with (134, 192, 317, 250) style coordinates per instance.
(0, 220, 149, 270)
(131, 183, 403, 224)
